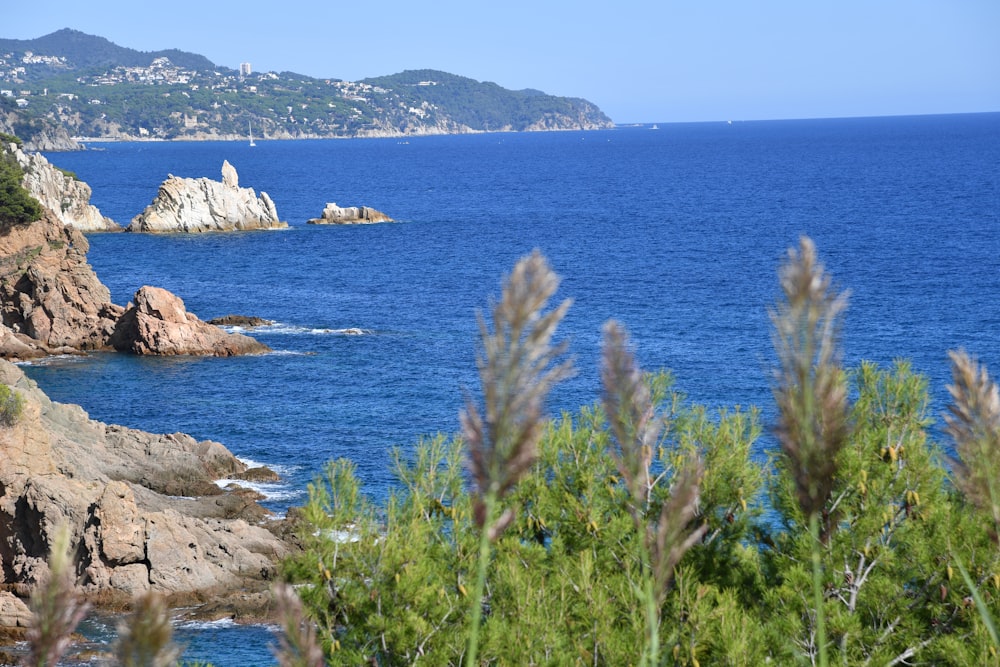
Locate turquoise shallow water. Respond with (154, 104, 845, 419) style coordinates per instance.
(25, 113, 1000, 665)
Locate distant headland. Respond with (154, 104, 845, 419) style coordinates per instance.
(0, 29, 613, 150)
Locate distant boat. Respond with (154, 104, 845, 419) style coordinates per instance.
(248, 121, 256, 147)
(650, 124, 659, 130)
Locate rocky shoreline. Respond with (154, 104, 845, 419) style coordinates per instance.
(0, 140, 306, 640)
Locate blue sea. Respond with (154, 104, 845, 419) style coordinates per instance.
(28, 113, 1000, 664)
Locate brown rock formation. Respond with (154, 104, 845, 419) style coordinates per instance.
(306, 202, 394, 225)
(0, 360, 292, 608)
(109, 286, 270, 356)
(0, 210, 123, 354)
(0, 210, 268, 358)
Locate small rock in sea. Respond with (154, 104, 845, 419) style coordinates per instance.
(208, 315, 275, 328)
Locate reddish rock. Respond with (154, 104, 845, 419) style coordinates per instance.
(0, 210, 123, 354)
(109, 286, 270, 356)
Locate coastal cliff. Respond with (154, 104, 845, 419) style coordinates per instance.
(0, 359, 292, 622)
(0, 208, 271, 357)
(127, 161, 287, 233)
(13, 145, 121, 232)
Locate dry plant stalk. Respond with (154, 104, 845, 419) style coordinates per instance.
(22, 524, 89, 667)
(945, 349, 1000, 542)
(771, 236, 851, 525)
(114, 591, 180, 667)
(271, 583, 325, 667)
(602, 320, 707, 601)
(461, 249, 574, 540)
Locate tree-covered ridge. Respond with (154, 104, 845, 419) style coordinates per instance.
(0, 28, 215, 73)
(362, 69, 610, 132)
(0, 31, 613, 141)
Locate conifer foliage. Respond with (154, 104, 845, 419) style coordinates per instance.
(282, 241, 1000, 665)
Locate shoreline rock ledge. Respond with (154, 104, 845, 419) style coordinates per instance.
(0, 359, 294, 628)
(127, 160, 287, 233)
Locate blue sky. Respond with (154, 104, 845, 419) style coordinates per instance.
(7, 1, 999, 123)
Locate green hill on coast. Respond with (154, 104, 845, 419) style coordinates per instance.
(0, 29, 613, 145)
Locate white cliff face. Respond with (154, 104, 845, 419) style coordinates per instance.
(13, 145, 121, 232)
(127, 160, 286, 233)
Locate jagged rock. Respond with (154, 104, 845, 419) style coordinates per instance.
(127, 161, 287, 233)
(0, 593, 30, 629)
(109, 286, 270, 356)
(307, 202, 394, 225)
(207, 314, 274, 328)
(0, 210, 124, 354)
(12, 145, 121, 232)
(0, 360, 292, 614)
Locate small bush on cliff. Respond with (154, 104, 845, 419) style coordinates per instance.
(0, 141, 42, 229)
(0, 385, 24, 427)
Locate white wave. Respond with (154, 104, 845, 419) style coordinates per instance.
(252, 323, 375, 336)
(175, 617, 280, 632)
(214, 478, 304, 502)
(14, 354, 85, 367)
(235, 456, 297, 476)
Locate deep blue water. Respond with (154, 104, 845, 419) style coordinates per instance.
(28, 113, 1000, 665)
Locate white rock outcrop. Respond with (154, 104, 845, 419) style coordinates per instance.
(127, 160, 287, 233)
(307, 202, 394, 225)
(12, 144, 121, 232)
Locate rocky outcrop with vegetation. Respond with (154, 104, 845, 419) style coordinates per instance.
(13, 145, 120, 231)
(306, 202, 394, 225)
(127, 161, 286, 233)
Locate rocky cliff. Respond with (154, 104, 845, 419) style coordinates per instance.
(13, 145, 121, 232)
(307, 202, 394, 225)
(0, 210, 123, 355)
(127, 161, 287, 233)
(0, 359, 292, 616)
(0, 209, 270, 358)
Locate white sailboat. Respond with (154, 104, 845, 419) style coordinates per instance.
(248, 121, 256, 147)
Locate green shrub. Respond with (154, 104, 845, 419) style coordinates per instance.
(0, 384, 24, 427)
(0, 146, 42, 228)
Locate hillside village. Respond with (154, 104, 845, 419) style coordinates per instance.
(0, 31, 613, 144)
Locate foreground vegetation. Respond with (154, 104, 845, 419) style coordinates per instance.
(283, 242, 1000, 665)
(13, 240, 1000, 665)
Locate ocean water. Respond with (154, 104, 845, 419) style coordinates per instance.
(26, 113, 1000, 665)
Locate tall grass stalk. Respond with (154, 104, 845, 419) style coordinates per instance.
(602, 320, 706, 666)
(22, 524, 89, 667)
(460, 250, 573, 665)
(770, 237, 851, 667)
(945, 349, 1000, 543)
(271, 583, 325, 667)
(114, 592, 180, 667)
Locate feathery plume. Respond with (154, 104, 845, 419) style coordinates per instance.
(602, 320, 707, 600)
(271, 583, 325, 667)
(771, 236, 851, 524)
(461, 249, 574, 538)
(114, 592, 180, 667)
(945, 349, 1000, 541)
(22, 524, 89, 667)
